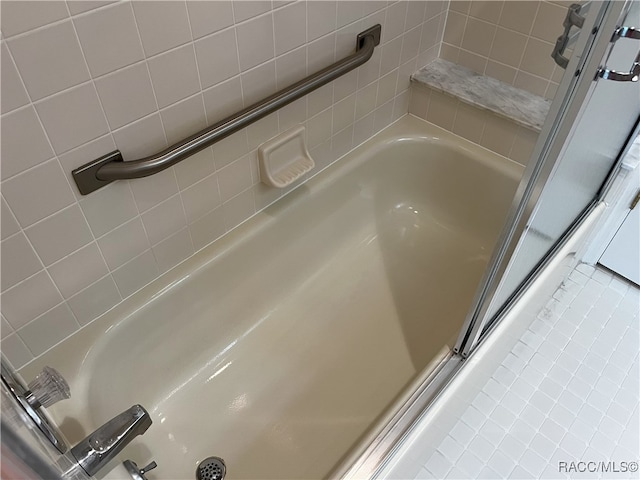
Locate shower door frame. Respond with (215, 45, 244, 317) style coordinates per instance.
(454, 0, 639, 358)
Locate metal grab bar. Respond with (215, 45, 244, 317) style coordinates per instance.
(73, 25, 382, 195)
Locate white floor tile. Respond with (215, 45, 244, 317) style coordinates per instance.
(381, 264, 640, 480)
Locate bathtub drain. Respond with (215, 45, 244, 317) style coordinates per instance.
(196, 457, 226, 480)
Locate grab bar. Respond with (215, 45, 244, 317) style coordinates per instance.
(73, 25, 382, 195)
(551, 3, 586, 69)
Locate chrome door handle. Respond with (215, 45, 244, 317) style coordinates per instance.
(552, 3, 586, 69)
(598, 50, 640, 82)
(613, 26, 640, 41)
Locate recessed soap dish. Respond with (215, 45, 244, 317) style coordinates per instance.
(258, 125, 315, 188)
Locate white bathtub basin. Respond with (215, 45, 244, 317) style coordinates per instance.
(24, 115, 523, 479)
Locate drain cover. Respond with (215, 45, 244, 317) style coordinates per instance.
(196, 457, 226, 480)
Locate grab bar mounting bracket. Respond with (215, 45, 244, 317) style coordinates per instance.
(73, 150, 123, 195)
(357, 24, 381, 50)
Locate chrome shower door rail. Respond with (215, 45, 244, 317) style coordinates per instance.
(72, 25, 382, 195)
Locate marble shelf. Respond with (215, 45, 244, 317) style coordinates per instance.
(411, 59, 552, 132)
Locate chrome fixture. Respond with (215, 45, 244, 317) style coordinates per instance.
(123, 459, 158, 480)
(598, 50, 640, 81)
(70, 405, 152, 477)
(196, 456, 226, 480)
(72, 24, 382, 195)
(598, 21, 640, 82)
(1, 357, 70, 453)
(552, 3, 586, 68)
(613, 26, 640, 41)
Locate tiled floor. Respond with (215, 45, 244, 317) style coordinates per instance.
(381, 264, 639, 479)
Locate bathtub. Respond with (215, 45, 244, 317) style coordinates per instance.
(23, 115, 523, 480)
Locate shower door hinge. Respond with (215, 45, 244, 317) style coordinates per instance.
(630, 189, 640, 210)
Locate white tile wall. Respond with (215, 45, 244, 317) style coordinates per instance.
(0, 0, 449, 368)
(382, 265, 639, 479)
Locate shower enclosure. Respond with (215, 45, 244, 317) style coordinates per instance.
(455, 0, 640, 357)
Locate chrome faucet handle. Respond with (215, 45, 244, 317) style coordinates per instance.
(123, 460, 158, 480)
(71, 404, 153, 477)
(26, 366, 71, 409)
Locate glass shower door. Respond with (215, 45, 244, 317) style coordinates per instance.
(457, 0, 640, 355)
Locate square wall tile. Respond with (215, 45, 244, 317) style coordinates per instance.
(486, 60, 517, 85)
(189, 206, 226, 251)
(1, 106, 54, 180)
(67, 275, 121, 326)
(18, 303, 78, 356)
(152, 228, 193, 273)
(385, 1, 408, 41)
(461, 17, 497, 58)
(24, 204, 93, 266)
(0, 233, 43, 291)
(1, 43, 29, 114)
(1, 334, 33, 369)
(97, 218, 150, 270)
(453, 102, 488, 143)
(35, 83, 110, 154)
(148, 44, 201, 109)
(1, 197, 20, 241)
(161, 95, 207, 145)
(1, 271, 62, 330)
(520, 37, 556, 79)
(426, 91, 458, 131)
(307, 1, 336, 41)
(1, 316, 13, 340)
(443, 11, 466, 47)
(8, 21, 89, 101)
(133, 1, 192, 57)
(203, 76, 244, 125)
(241, 60, 276, 107)
(469, 1, 503, 24)
(79, 181, 138, 237)
(217, 156, 253, 202)
(489, 27, 528, 68)
(112, 113, 167, 160)
(186, 1, 234, 39)
(236, 12, 275, 71)
(181, 173, 222, 223)
(532, 2, 566, 43)
(0, 1, 68, 37)
(2, 160, 75, 228)
(112, 250, 158, 298)
(337, 1, 363, 29)
(141, 194, 188, 246)
(405, 1, 428, 31)
(74, 2, 145, 77)
(222, 188, 255, 230)
(233, 1, 271, 23)
(274, 2, 306, 55)
(130, 167, 179, 213)
(332, 94, 356, 134)
(276, 46, 307, 90)
(48, 242, 109, 298)
(480, 113, 520, 157)
(401, 26, 422, 65)
(195, 28, 240, 89)
(247, 114, 278, 150)
(67, 1, 116, 15)
(307, 108, 333, 149)
(499, 1, 539, 35)
(95, 63, 157, 129)
(174, 147, 216, 189)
